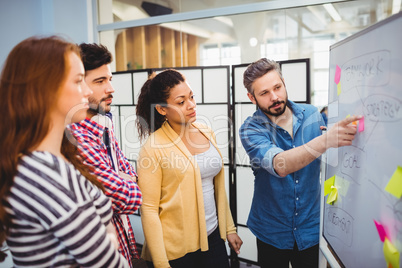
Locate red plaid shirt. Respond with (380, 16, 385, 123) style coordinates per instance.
(69, 117, 142, 267)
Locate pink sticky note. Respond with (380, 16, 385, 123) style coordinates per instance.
(334, 65, 341, 84)
(358, 116, 365, 132)
(374, 220, 387, 242)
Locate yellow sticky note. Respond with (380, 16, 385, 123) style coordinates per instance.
(324, 175, 336, 196)
(383, 238, 400, 268)
(385, 166, 402, 198)
(337, 82, 342, 96)
(335, 175, 350, 197)
(346, 114, 351, 118)
(327, 186, 338, 204)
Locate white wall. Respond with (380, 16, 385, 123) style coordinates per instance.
(0, 0, 93, 69)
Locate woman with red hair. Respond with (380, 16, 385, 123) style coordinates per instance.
(0, 36, 128, 267)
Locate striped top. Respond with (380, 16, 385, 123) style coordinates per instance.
(4, 151, 129, 268)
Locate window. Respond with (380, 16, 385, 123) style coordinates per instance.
(260, 41, 289, 61)
(201, 43, 241, 66)
(312, 38, 334, 107)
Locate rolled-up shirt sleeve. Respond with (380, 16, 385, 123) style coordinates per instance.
(239, 119, 283, 177)
(72, 131, 142, 214)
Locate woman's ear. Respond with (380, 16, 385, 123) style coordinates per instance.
(155, 104, 166, 116)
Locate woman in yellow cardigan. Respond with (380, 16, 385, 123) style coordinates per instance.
(136, 69, 242, 268)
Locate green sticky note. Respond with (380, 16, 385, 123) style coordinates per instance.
(327, 187, 338, 205)
(383, 238, 400, 268)
(337, 82, 342, 96)
(385, 166, 402, 198)
(324, 175, 336, 196)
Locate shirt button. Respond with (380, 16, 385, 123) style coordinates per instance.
(293, 145, 295, 148)
(294, 228, 297, 230)
(296, 180, 299, 183)
(296, 197, 299, 201)
(284, 131, 287, 133)
(295, 212, 298, 216)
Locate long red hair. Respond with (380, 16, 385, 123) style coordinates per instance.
(0, 36, 103, 261)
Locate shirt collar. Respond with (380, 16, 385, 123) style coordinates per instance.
(91, 114, 114, 130)
(79, 114, 112, 137)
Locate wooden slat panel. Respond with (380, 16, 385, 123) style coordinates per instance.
(115, 31, 127, 72)
(145, 25, 161, 68)
(174, 31, 183, 67)
(187, 34, 198, 67)
(161, 28, 175, 68)
(129, 27, 146, 70)
(182, 33, 188, 67)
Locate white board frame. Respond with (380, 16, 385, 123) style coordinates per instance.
(320, 11, 402, 268)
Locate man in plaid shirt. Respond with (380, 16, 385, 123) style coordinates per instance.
(68, 43, 142, 267)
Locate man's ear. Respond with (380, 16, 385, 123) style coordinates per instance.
(155, 104, 166, 116)
(247, 92, 257, 105)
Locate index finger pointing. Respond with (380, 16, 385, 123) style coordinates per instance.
(341, 115, 362, 126)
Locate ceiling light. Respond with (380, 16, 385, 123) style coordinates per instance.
(249, 37, 258, 47)
(324, 3, 342, 22)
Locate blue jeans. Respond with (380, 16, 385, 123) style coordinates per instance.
(146, 227, 230, 268)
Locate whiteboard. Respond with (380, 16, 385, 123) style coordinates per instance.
(320, 12, 402, 268)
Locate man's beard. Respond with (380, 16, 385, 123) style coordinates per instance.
(257, 98, 288, 117)
(88, 95, 112, 115)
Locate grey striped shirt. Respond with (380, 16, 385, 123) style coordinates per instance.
(4, 151, 129, 267)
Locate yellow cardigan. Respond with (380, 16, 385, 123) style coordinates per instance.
(137, 121, 237, 268)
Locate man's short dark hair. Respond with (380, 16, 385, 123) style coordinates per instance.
(78, 43, 112, 71)
(243, 58, 283, 94)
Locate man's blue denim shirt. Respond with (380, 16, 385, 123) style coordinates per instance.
(239, 100, 325, 250)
